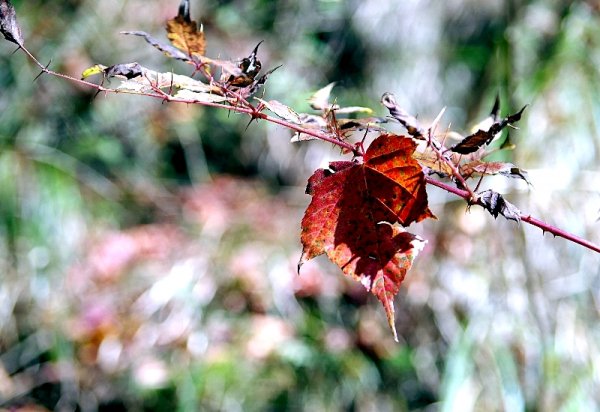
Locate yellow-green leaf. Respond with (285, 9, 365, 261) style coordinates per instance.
(81, 64, 107, 79)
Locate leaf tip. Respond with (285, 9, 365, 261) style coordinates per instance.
(178, 0, 191, 23)
(392, 326, 399, 343)
(382, 296, 398, 342)
(491, 93, 500, 118)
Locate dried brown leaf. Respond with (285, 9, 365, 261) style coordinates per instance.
(412, 148, 454, 177)
(461, 160, 531, 184)
(256, 98, 302, 123)
(478, 190, 521, 222)
(227, 42, 263, 87)
(121, 31, 190, 61)
(451, 106, 526, 154)
(381, 93, 426, 140)
(166, 0, 206, 57)
(309, 83, 337, 111)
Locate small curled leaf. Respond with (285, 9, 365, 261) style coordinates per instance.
(478, 190, 521, 222)
(381, 93, 426, 140)
(242, 64, 281, 97)
(451, 105, 527, 154)
(309, 83, 337, 111)
(469, 94, 500, 133)
(228, 42, 263, 87)
(105, 62, 144, 80)
(121, 31, 190, 62)
(81, 63, 143, 81)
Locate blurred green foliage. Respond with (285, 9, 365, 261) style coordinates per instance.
(1, 0, 600, 411)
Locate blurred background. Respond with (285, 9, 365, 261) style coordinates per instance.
(1, 0, 600, 410)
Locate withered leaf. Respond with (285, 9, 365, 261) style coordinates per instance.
(412, 147, 455, 178)
(309, 83, 337, 111)
(116, 69, 218, 94)
(308, 83, 373, 115)
(478, 189, 521, 222)
(469, 94, 500, 133)
(451, 105, 527, 154)
(290, 114, 328, 142)
(337, 117, 387, 132)
(255, 98, 302, 123)
(241, 64, 281, 97)
(104, 62, 144, 80)
(173, 89, 227, 103)
(228, 42, 263, 87)
(299, 134, 434, 339)
(381, 93, 425, 140)
(461, 160, 531, 185)
(166, 0, 206, 57)
(121, 31, 190, 62)
(0, 0, 23, 46)
(82, 63, 221, 95)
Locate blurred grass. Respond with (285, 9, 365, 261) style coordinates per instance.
(1, 0, 600, 411)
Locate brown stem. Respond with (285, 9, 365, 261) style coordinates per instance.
(519, 214, 600, 253)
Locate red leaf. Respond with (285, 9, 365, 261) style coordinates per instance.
(299, 134, 433, 339)
(364, 134, 435, 225)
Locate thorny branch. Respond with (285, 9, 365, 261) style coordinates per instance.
(20, 43, 358, 154)
(11, 28, 600, 255)
(425, 177, 600, 254)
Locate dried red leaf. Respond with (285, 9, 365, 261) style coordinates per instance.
(299, 134, 434, 339)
